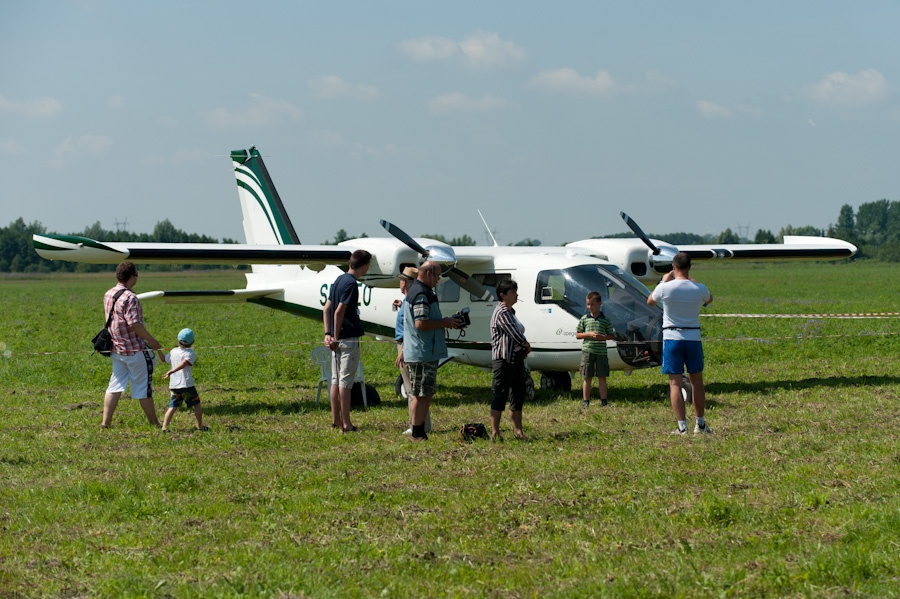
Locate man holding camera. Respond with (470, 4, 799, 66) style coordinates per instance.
(402, 261, 463, 441)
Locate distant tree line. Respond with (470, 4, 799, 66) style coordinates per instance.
(0, 218, 241, 273)
(2, 199, 897, 272)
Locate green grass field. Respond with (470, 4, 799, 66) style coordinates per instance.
(1, 262, 898, 598)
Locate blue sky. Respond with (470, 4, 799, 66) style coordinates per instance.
(2, 1, 898, 246)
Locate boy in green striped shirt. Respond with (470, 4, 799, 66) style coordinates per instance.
(575, 291, 615, 408)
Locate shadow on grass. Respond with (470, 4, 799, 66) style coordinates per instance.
(707, 374, 900, 395)
(202, 373, 899, 417)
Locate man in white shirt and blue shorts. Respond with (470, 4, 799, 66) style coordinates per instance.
(647, 252, 713, 435)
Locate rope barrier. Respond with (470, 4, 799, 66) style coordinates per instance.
(703, 312, 900, 319)
(3, 328, 898, 358)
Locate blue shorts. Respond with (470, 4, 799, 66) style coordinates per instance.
(168, 386, 200, 408)
(661, 340, 704, 375)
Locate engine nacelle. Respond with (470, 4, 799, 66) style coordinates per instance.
(338, 237, 458, 288)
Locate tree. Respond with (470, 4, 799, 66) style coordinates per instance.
(777, 225, 823, 242)
(322, 230, 368, 244)
(448, 234, 475, 246)
(717, 228, 739, 244)
(754, 229, 776, 244)
(831, 204, 856, 243)
(511, 238, 542, 246)
(855, 199, 890, 245)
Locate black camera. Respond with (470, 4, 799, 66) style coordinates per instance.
(451, 307, 471, 328)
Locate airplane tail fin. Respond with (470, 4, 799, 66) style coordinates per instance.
(231, 147, 301, 246)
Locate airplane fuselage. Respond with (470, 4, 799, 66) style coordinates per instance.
(243, 250, 664, 375)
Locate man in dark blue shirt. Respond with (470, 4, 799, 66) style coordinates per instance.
(323, 249, 372, 432)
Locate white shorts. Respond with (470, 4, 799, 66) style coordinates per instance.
(107, 349, 156, 399)
(330, 339, 360, 389)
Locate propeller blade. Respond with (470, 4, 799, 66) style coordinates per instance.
(379, 219, 489, 298)
(620, 211, 661, 256)
(446, 267, 493, 300)
(380, 219, 430, 257)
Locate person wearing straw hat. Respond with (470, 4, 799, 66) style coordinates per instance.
(393, 266, 432, 435)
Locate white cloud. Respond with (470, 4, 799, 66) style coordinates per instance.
(204, 93, 303, 128)
(144, 148, 207, 165)
(640, 70, 678, 94)
(398, 36, 458, 62)
(531, 68, 618, 96)
(0, 139, 20, 155)
(807, 68, 888, 106)
(458, 31, 526, 69)
(53, 135, 113, 159)
(696, 100, 733, 118)
(428, 93, 509, 115)
(398, 31, 526, 69)
(107, 95, 125, 110)
(308, 76, 380, 101)
(736, 104, 763, 118)
(312, 130, 393, 159)
(0, 94, 63, 118)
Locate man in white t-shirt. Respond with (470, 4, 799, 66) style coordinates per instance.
(647, 252, 713, 435)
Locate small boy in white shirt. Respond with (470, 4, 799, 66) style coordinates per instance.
(158, 328, 207, 431)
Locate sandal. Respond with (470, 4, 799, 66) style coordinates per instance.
(342, 425, 358, 433)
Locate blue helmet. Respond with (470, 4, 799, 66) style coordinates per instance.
(177, 328, 195, 345)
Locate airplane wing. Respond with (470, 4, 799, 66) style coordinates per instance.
(33, 234, 351, 269)
(676, 236, 857, 261)
(137, 288, 284, 304)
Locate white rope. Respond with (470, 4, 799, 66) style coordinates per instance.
(5, 329, 899, 358)
(703, 312, 900, 319)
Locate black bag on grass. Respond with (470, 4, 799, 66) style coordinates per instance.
(459, 423, 488, 441)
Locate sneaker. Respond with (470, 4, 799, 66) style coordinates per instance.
(694, 423, 712, 434)
(671, 427, 688, 435)
(581, 400, 590, 409)
(402, 427, 413, 436)
(600, 399, 608, 407)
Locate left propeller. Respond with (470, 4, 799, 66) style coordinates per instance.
(619, 212, 678, 273)
(380, 220, 493, 300)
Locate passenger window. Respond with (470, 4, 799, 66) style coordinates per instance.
(436, 278, 460, 303)
(471, 273, 511, 301)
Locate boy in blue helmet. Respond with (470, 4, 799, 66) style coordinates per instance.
(158, 328, 207, 431)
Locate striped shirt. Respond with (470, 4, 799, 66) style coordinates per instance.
(576, 312, 614, 355)
(104, 284, 146, 355)
(491, 303, 528, 363)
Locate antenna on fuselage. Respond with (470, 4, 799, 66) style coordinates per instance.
(477, 210, 499, 247)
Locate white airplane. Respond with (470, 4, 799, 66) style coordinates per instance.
(34, 146, 857, 392)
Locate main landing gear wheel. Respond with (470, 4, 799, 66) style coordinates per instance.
(394, 374, 409, 399)
(681, 376, 693, 404)
(539, 371, 571, 392)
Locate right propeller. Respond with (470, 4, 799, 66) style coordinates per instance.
(620, 211, 678, 273)
(380, 220, 493, 300)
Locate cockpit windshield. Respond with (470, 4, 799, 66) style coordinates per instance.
(535, 264, 662, 367)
